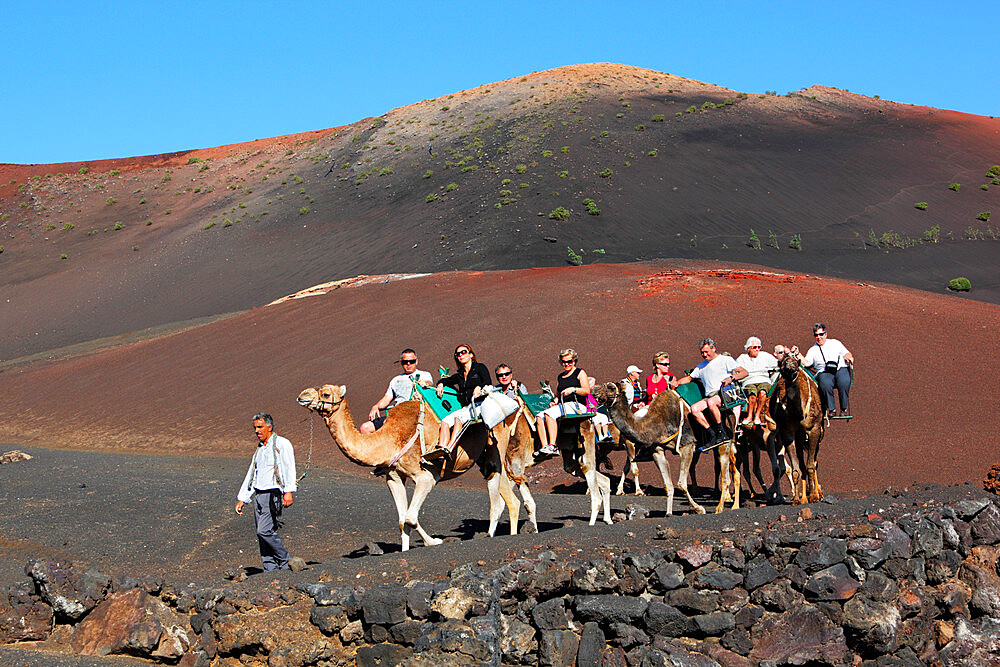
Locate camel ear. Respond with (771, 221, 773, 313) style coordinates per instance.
(339, 385, 347, 397)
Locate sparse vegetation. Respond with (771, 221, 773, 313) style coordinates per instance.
(981, 184, 989, 191)
(566, 247, 583, 266)
(789, 234, 802, 251)
(113, 222, 124, 231)
(949, 183, 961, 191)
(914, 202, 928, 210)
(60, 254, 67, 260)
(187, 157, 203, 164)
(422, 170, 433, 179)
(78, 167, 89, 175)
(599, 168, 613, 178)
(686, 106, 696, 114)
(560, 146, 569, 154)
(747, 229, 761, 250)
(203, 221, 216, 230)
(690, 235, 698, 248)
(445, 183, 458, 192)
(948, 277, 972, 292)
(634, 125, 645, 132)
(767, 230, 779, 249)
(557, 170, 569, 178)
(647, 150, 657, 157)
(105, 197, 116, 206)
(977, 211, 991, 222)
(299, 207, 309, 215)
(651, 114, 665, 122)
(583, 198, 600, 216)
(109, 169, 121, 176)
(541, 150, 553, 158)
(515, 164, 527, 174)
(62, 223, 74, 231)
(987, 165, 1000, 177)
(426, 194, 438, 203)
(549, 207, 570, 221)
(922, 225, 940, 243)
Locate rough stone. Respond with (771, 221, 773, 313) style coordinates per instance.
(694, 563, 743, 590)
(849, 538, 892, 570)
(70, 587, 190, 659)
(25, 559, 111, 621)
(938, 617, 1000, 666)
(574, 595, 648, 624)
(676, 544, 714, 568)
(750, 579, 804, 612)
(340, 619, 364, 644)
(877, 522, 913, 559)
(692, 611, 735, 636)
(309, 604, 347, 635)
(717, 586, 749, 613)
(794, 537, 848, 572)
(861, 571, 899, 602)
(0, 582, 52, 642)
(362, 585, 408, 625)
(842, 595, 901, 655)
(356, 643, 411, 667)
(667, 587, 720, 615)
(538, 628, 579, 667)
(625, 550, 664, 575)
(389, 619, 426, 646)
(953, 498, 990, 520)
(743, 555, 779, 591)
(652, 562, 685, 591)
(430, 586, 482, 621)
(413, 620, 494, 663)
(500, 616, 536, 663)
(749, 605, 849, 665)
(643, 601, 694, 638)
(803, 563, 860, 601)
(718, 546, 746, 571)
(577, 622, 606, 667)
(958, 545, 1000, 617)
(925, 550, 963, 585)
(969, 504, 1000, 545)
(406, 581, 434, 619)
(721, 628, 754, 656)
(527, 560, 575, 598)
(913, 519, 944, 557)
(571, 560, 620, 593)
(648, 636, 725, 666)
(531, 597, 569, 631)
(734, 603, 764, 629)
(607, 622, 649, 649)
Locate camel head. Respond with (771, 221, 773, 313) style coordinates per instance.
(779, 353, 801, 381)
(593, 382, 624, 408)
(296, 384, 347, 416)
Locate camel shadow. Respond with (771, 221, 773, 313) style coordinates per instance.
(453, 518, 564, 539)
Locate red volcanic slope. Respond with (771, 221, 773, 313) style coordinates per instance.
(1, 260, 996, 496)
(2, 64, 998, 363)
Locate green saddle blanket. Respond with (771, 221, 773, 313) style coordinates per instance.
(412, 384, 482, 422)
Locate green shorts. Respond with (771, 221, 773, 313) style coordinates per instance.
(744, 382, 771, 396)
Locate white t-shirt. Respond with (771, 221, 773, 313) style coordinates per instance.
(803, 339, 850, 372)
(735, 351, 778, 385)
(690, 354, 738, 395)
(385, 370, 433, 406)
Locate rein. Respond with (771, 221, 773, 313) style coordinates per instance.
(386, 399, 425, 468)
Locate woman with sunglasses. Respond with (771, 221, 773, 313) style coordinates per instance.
(802, 323, 854, 417)
(425, 344, 493, 459)
(535, 348, 592, 456)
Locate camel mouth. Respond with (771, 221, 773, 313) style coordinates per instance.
(296, 397, 312, 407)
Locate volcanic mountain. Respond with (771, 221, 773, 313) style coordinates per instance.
(2, 63, 998, 362)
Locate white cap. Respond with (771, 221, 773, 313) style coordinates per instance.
(626, 365, 642, 374)
(744, 336, 762, 349)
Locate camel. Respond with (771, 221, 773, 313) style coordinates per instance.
(595, 382, 722, 515)
(296, 384, 522, 550)
(736, 416, 795, 505)
(508, 395, 612, 525)
(767, 353, 825, 504)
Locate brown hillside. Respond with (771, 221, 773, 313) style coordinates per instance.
(2, 63, 998, 361)
(1, 260, 996, 497)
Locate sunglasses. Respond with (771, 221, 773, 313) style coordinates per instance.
(748, 346, 761, 349)
(814, 332, 826, 337)
(399, 359, 417, 365)
(497, 371, 511, 378)
(656, 361, 670, 366)
(560, 359, 574, 365)
(456, 350, 471, 356)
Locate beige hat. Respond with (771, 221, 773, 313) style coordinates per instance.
(626, 365, 642, 374)
(744, 336, 762, 349)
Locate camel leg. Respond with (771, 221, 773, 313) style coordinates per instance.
(386, 471, 412, 552)
(615, 442, 631, 495)
(714, 442, 734, 514)
(807, 427, 824, 504)
(763, 434, 786, 505)
(499, 471, 520, 535)
(676, 443, 705, 514)
(729, 442, 741, 511)
(751, 435, 767, 493)
(485, 472, 503, 537)
(518, 483, 538, 533)
(791, 435, 808, 505)
(404, 471, 442, 546)
(650, 448, 675, 515)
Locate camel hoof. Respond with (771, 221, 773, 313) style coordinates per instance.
(635, 488, 646, 497)
(603, 518, 613, 525)
(615, 489, 624, 496)
(693, 506, 707, 515)
(424, 537, 443, 547)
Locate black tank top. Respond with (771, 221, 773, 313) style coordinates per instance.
(557, 367, 584, 405)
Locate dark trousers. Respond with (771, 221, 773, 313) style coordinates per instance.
(253, 489, 289, 571)
(817, 368, 851, 414)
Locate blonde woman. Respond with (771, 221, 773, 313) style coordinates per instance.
(535, 349, 591, 456)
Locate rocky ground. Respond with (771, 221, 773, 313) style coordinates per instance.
(2, 447, 999, 665)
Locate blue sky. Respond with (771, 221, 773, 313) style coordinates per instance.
(3, 1, 995, 165)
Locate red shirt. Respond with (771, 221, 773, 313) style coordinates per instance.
(646, 373, 675, 398)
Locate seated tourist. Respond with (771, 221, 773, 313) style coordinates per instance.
(361, 348, 433, 434)
(735, 337, 778, 426)
(645, 351, 675, 403)
(494, 363, 525, 398)
(424, 344, 492, 460)
(586, 377, 612, 441)
(802, 323, 855, 418)
(535, 348, 591, 457)
(672, 338, 748, 449)
(621, 364, 647, 412)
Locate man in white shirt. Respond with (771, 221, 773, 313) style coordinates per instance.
(672, 338, 748, 448)
(361, 348, 434, 434)
(735, 336, 779, 426)
(235, 413, 297, 571)
(802, 323, 855, 417)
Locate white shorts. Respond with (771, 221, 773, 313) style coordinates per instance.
(592, 412, 610, 426)
(633, 406, 648, 420)
(442, 393, 519, 429)
(539, 401, 589, 421)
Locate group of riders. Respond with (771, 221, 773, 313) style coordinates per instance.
(361, 323, 855, 463)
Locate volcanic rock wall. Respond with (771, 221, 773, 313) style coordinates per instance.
(3, 493, 1000, 666)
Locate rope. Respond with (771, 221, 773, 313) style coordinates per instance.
(297, 413, 314, 483)
(387, 399, 425, 468)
